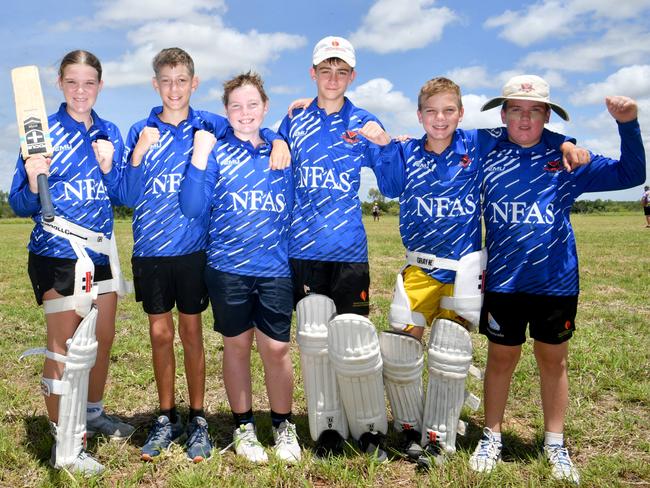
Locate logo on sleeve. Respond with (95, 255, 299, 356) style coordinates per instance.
(341, 130, 359, 144)
(544, 160, 562, 172)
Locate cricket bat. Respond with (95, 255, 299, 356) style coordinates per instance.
(11, 65, 55, 222)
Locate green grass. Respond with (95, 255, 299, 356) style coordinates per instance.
(0, 214, 648, 487)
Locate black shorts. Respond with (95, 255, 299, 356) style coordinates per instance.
(290, 258, 370, 315)
(205, 267, 293, 342)
(132, 251, 209, 315)
(644, 206, 650, 216)
(28, 252, 112, 305)
(479, 292, 578, 346)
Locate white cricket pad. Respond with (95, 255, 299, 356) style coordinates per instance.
(296, 294, 348, 442)
(439, 248, 487, 329)
(328, 314, 387, 440)
(379, 331, 424, 435)
(45, 306, 99, 467)
(421, 319, 472, 452)
(388, 268, 427, 331)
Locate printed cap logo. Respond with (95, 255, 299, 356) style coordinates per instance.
(332, 40, 339, 47)
(520, 83, 534, 92)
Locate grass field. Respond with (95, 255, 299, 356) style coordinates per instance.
(0, 214, 648, 487)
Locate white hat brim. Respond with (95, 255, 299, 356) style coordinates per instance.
(481, 96, 570, 121)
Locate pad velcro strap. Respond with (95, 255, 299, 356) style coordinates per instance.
(43, 294, 95, 315)
(96, 278, 135, 295)
(440, 295, 482, 312)
(41, 377, 71, 396)
(406, 250, 459, 271)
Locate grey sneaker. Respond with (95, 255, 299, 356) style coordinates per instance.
(186, 416, 212, 463)
(544, 444, 580, 484)
(469, 427, 502, 473)
(272, 421, 301, 463)
(50, 445, 104, 476)
(141, 415, 185, 461)
(233, 423, 268, 463)
(86, 411, 135, 440)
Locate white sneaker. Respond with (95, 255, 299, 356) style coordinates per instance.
(544, 444, 580, 484)
(469, 427, 502, 473)
(233, 423, 268, 463)
(50, 445, 104, 476)
(272, 421, 301, 463)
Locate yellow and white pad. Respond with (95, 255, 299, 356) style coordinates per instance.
(296, 294, 349, 442)
(388, 268, 427, 331)
(379, 331, 424, 436)
(421, 319, 472, 452)
(328, 314, 387, 440)
(438, 249, 486, 329)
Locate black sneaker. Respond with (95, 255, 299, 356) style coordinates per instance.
(358, 431, 388, 463)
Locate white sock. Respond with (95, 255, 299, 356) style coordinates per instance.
(486, 428, 502, 443)
(87, 400, 104, 421)
(545, 431, 564, 446)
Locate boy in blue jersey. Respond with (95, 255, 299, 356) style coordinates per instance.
(121, 48, 289, 463)
(279, 36, 390, 316)
(470, 75, 646, 484)
(179, 72, 299, 464)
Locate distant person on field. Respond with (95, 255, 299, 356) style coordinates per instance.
(473, 75, 645, 484)
(179, 71, 300, 464)
(372, 203, 380, 221)
(641, 185, 650, 227)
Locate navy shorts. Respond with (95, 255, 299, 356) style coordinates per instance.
(479, 292, 578, 346)
(205, 267, 293, 342)
(132, 251, 209, 315)
(290, 258, 370, 315)
(28, 252, 112, 305)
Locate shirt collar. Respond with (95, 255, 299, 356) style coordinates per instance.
(56, 103, 107, 138)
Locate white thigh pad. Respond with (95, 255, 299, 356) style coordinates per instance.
(421, 319, 472, 452)
(379, 331, 424, 435)
(440, 248, 486, 329)
(389, 269, 427, 331)
(328, 314, 388, 440)
(296, 294, 348, 442)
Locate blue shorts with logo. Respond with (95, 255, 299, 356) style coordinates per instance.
(204, 267, 293, 342)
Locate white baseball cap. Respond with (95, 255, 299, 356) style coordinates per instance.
(312, 36, 356, 68)
(481, 74, 570, 121)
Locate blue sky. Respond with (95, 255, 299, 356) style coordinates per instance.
(2, 0, 649, 201)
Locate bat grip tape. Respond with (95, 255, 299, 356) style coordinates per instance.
(37, 173, 55, 222)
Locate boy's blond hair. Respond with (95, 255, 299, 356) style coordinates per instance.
(222, 71, 268, 106)
(152, 47, 195, 78)
(418, 77, 462, 110)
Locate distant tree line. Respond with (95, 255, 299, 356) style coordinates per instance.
(0, 190, 643, 219)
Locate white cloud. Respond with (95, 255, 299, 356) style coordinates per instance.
(572, 65, 650, 105)
(459, 94, 503, 129)
(95, 0, 226, 23)
(347, 78, 419, 135)
(444, 66, 495, 89)
(485, 0, 650, 47)
(484, 1, 573, 47)
(350, 0, 457, 53)
(102, 18, 306, 87)
(522, 27, 650, 73)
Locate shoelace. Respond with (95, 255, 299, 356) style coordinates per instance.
(476, 437, 501, 458)
(145, 420, 171, 444)
(237, 426, 262, 447)
(275, 424, 297, 447)
(547, 445, 573, 468)
(187, 421, 208, 446)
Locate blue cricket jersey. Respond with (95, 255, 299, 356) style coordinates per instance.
(278, 97, 385, 263)
(9, 103, 123, 264)
(179, 128, 293, 277)
(481, 120, 646, 295)
(121, 106, 230, 257)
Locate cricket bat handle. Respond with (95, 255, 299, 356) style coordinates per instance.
(37, 173, 55, 222)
